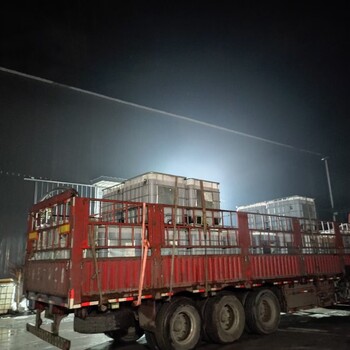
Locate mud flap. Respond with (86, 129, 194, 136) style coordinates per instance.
(26, 323, 71, 350)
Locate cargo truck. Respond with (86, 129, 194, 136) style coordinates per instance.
(24, 175, 350, 350)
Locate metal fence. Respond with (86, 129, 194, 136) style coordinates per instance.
(24, 178, 98, 204)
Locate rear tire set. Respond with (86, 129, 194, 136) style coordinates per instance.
(244, 289, 280, 334)
(104, 324, 144, 344)
(154, 297, 201, 350)
(145, 330, 159, 350)
(147, 293, 246, 349)
(104, 312, 144, 344)
(145, 289, 281, 349)
(203, 294, 245, 344)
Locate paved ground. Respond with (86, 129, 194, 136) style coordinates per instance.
(1, 306, 350, 350)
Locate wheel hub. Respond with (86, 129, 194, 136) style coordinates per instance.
(220, 304, 234, 330)
(259, 299, 272, 322)
(172, 312, 191, 341)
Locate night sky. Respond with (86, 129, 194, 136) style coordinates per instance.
(1, 1, 350, 273)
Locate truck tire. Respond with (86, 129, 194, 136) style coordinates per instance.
(204, 294, 245, 344)
(198, 298, 211, 343)
(145, 331, 159, 350)
(245, 289, 280, 335)
(155, 297, 201, 350)
(104, 324, 143, 343)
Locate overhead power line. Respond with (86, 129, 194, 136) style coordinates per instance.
(0, 66, 324, 157)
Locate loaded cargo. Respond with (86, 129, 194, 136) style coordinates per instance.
(0, 279, 16, 315)
(237, 195, 317, 219)
(24, 172, 350, 350)
(102, 172, 220, 225)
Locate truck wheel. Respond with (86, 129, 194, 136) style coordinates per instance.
(204, 294, 245, 344)
(198, 298, 211, 343)
(145, 331, 159, 349)
(155, 297, 201, 350)
(104, 324, 143, 343)
(245, 289, 280, 335)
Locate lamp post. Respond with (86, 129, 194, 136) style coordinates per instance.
(321, 156, 336, 221)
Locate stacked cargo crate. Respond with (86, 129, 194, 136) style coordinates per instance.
(103, 172, 220, 212)
(237, 196, 317, 255)
(103, 172, 187, 224)
(97, 172, 221, 258)
(0, 279, 15, 314)
(237, 196, 317, 219)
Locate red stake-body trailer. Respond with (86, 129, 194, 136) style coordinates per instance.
(24, 189, 350, 349)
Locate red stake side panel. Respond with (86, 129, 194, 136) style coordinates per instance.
(160, 255, 243, 287)
(79, 255, 242, 298)
(344, 255, 350, 266)
(24, 260, 69, 298)
(80, 258, 152, 297)
(249, 255, 301, 280)
(303, 255, 343, 275)
(24, 194, 350, 308)
(24, 192, 76, 303)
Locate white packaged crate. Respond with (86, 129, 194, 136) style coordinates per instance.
(186, 178, 220, 209)
(237, 201, 268, 214)
(238, 196, 316, 219)
(266, 196, 316, 219)
(104, 172, 187, 205)
(0, 279, 15, 314)
(103, 172, 220, 207)
(102, 172, 221, 227)
(93, 226, 142, 258)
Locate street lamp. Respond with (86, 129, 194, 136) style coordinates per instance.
(321, 156, 336, 221)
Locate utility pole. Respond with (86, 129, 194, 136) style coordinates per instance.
(321, 157, 336, 221)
